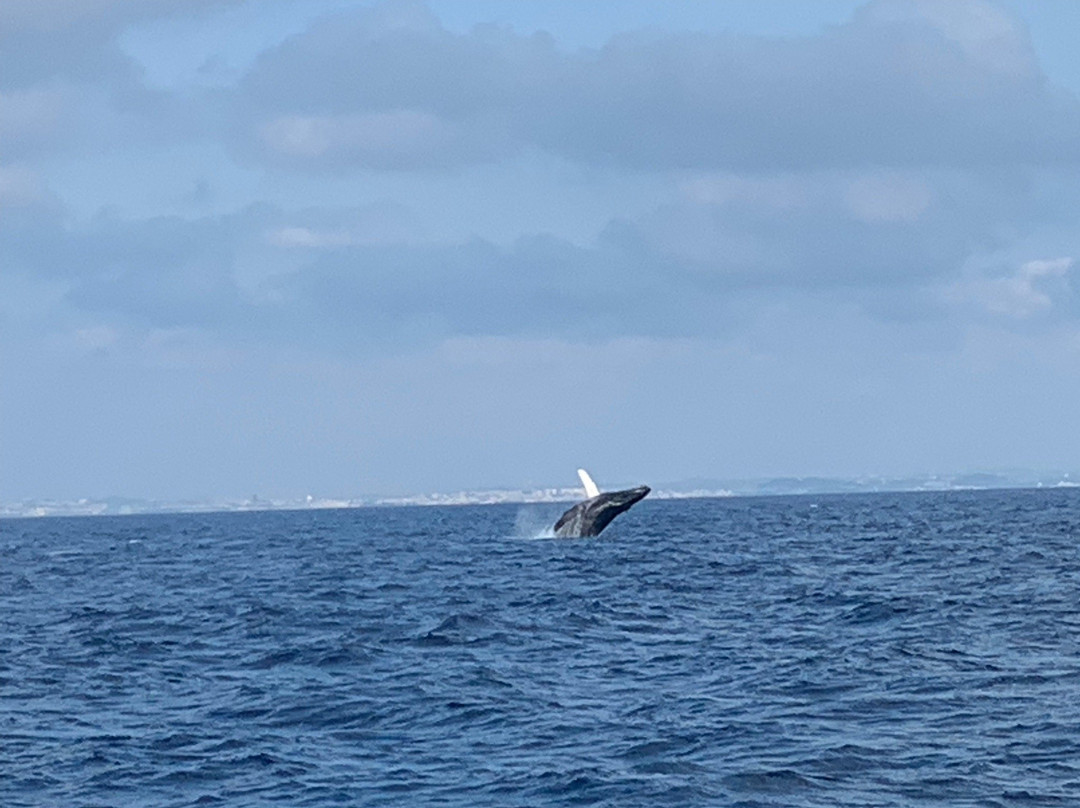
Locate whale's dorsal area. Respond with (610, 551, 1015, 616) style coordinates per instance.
(577, 468, 601, 499)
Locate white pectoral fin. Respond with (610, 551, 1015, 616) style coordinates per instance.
(577, 468, 601, 499)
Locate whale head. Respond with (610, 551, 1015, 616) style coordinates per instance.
(598, 485, 651, 511)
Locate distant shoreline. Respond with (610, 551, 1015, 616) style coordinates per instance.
(3, 476, 1077, 520)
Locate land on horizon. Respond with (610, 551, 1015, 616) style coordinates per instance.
(4, 468, 1076, 519)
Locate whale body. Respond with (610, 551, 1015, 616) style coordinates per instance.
(553, 469, 650, 538)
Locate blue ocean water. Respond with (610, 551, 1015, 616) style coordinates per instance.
(2, 489, 1080, 807)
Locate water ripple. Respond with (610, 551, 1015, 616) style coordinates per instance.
(2, 489, 1080, 805)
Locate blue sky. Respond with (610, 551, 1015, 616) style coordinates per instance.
(3, 0, 1080, 501)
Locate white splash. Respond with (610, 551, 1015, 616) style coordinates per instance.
(513, 507, 557, 539)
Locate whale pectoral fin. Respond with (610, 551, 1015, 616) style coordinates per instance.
(577, 468, 601, 499)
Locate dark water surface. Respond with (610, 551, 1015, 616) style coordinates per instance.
(3, 489, 1080, 806)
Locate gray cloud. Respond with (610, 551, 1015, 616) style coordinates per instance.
(233, 0, 1080, 172)
(6, 173, 1071, 361)
(630, 168, 1052, 288)
(0, 0, 237, 160)
(4, 0, 1079, 358)
(0, 0, 241, 88)
(0, 197, 763, 350)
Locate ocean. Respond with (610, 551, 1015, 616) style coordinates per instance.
(2, 488, 1079, 807)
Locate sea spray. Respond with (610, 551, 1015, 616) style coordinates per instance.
(513, 506, 557, 539)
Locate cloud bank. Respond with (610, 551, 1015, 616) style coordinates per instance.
(233, 0, 1080, 172)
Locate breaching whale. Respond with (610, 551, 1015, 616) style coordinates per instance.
(553, 469, 650, 538)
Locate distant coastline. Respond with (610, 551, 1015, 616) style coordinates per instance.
(3, 470, 1077, 519)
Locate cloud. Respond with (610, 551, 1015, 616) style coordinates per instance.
(256, 109, 512, 169)
(231, 0, 1080, 172)
(0, 0, 237, 160)
(943, 257, 1074, 319)
(267, 226, 358, 249)
(4, 170, 1075, 364)
(861, 0, 1036, 77)
(0, 199, 753, 353)
(72, 324, 121, 353)
(0, 1, 196, 33)
(843, 172, 933, 223)
(625, 167, 1044, 293)
(0, 87, 65, 150)
(4, 0, 1080, 363)
(0, 0, 237, 88)
(0, 164, 51, 207)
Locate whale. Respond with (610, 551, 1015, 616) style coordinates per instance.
(553, 469, 650, 538)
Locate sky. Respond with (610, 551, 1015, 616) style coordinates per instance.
(3, 0, 1080, 502)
